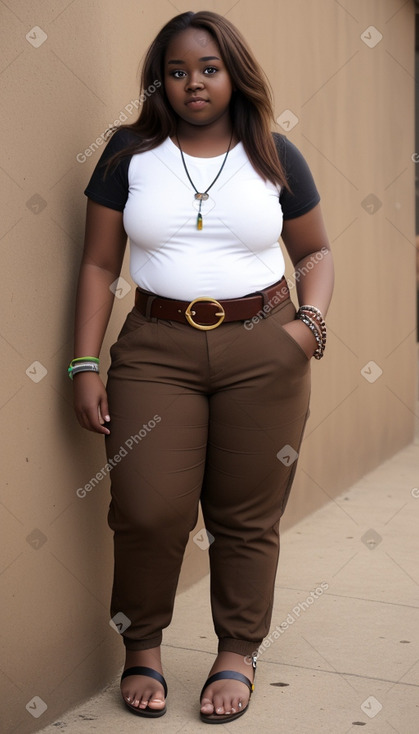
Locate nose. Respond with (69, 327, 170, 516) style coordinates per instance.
(186, 74, 204, 91)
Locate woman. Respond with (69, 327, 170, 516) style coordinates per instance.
(71, 10, 334, 724)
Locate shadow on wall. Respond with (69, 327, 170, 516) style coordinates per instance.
(417, 236, 419, 339)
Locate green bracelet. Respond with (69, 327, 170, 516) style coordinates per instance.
(70, 356, 99, 364)
(67, 356, 100, 380)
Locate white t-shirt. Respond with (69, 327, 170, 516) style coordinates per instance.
(85, 129, 320, 301)
(123, 137, 284, 299)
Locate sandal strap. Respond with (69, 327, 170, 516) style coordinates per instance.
(121, 666, 168, 697)
(200, 670, 254, 701)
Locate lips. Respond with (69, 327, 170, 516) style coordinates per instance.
(186, 97, 208, 107)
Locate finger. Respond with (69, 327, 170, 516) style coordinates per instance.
(98, 396, 111, 433)
(97, 407, 111, 434)
(83, 407, 110, 435)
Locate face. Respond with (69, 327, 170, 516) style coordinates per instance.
(164, 28, 234, 129)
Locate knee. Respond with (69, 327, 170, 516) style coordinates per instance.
(108, 500, 196, 539)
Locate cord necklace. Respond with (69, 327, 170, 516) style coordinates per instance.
(175, 132, 234, 230)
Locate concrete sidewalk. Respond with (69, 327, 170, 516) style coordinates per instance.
(37, 429, 419, 734)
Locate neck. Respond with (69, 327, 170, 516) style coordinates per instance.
(174, 117, 236, 157)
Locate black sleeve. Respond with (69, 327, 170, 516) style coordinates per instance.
(273, 133, 321, 220)
(84, 127, 138, 211)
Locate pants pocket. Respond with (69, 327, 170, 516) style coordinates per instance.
(108, 308, 150, 368)
(268, 300, 310, 363)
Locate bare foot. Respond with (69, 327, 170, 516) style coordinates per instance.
(121, 647, 166, 712)
(200, 651, 255, 718)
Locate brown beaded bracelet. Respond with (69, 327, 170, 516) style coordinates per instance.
(296, 305, 327, 359)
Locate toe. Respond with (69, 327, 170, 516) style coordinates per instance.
(230, 695, 243, 713)
(147, 696, 165, 710)
(139, 685, 165, 710)
(121, 678, 165, 712)
(200, 695, 214, 714)
(212, 693, 226, 715)
(200, 683, 250, 718)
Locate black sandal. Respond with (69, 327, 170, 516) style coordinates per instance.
(199, 655, 257, 724)
(121, 665, 167, 718)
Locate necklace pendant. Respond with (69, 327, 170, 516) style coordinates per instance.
(176, 131, 233, 232)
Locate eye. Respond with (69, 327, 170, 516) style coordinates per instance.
(171, 70, 187, 79)
(204, 66, 218, 75)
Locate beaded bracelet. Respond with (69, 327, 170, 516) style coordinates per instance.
(297, 313, 324, 359)
(298, 305, 326, 336)
(298, 305, 324, 321)
(68, 356, 100, 380)
(300, 309, 326, 347)
(296, 305, 327, 360)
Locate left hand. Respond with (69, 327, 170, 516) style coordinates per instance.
(282, 319, 317, 360)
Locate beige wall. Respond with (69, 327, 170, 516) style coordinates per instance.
(0, 1, 416, 732)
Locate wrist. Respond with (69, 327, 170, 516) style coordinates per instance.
(296, 304, 327, 359)
(71, 370, 101, 378)
(68, 356, 100, 380)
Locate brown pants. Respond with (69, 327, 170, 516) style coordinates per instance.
(105, 297, 311, 657)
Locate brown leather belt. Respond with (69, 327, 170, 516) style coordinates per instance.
(134, 277, 290, 330)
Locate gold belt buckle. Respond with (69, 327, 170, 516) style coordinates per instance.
(185, 296, 226, 330)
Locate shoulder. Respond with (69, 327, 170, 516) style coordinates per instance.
(272, 133, 321, 219)
(102, 126, 143, 156)
(83, 127, 142, 211)
(272, 131, 287, 154)
(272, 132, 307, 171)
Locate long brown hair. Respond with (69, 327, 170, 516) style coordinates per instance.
(105, 11, 288, 188)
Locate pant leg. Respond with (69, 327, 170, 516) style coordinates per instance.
(201, 300, 311, 657)
(105, 308, 209, 650)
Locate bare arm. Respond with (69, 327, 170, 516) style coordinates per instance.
(72, 200, 127, 434)
(280, 203, 334, 358)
